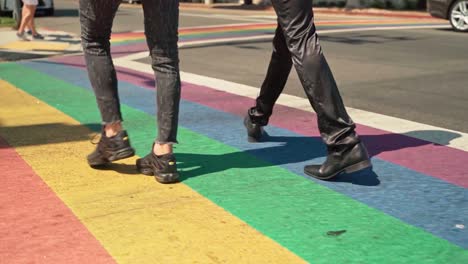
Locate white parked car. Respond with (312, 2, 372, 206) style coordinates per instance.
(0, 0, 54, 16)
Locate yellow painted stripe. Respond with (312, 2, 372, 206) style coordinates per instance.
(0, 80, 306, 264)
(0, 41, 69, 51)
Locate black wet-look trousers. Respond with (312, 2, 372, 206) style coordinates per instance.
(255, 0, 360, 152)
(79, 0, 181, 144)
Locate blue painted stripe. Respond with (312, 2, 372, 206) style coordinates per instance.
(23, 60, 468, 248)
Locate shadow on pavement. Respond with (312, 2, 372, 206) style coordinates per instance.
(0, 122, 101, 148)
(0, 51, 48, 61)
(434, 27, 455, 32)
(44, 34, 81, 45)
(47, 9, 79, 17)
(91, 163, 141, 175)
(177, 129, 461, 185)
(320, 34, 421, 45)
(364, 130, 461, 157)
(176, 135, 381, 186)
(0, 120, 461, 186)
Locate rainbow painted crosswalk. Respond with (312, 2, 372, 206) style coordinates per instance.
(1, 21, 467, 263)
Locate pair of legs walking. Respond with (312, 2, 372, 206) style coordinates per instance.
(81, 0, 371, 183)
(245, 0, 371, 179)
(17, 0, 43, 41)
(80, 0, 180, 183)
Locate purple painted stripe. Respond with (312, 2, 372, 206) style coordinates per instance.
(50, 55, 468, 188)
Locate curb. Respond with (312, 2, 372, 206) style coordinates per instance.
(314, 8, 435, 19)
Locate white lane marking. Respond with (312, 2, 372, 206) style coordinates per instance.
(113, 58, 468, 152)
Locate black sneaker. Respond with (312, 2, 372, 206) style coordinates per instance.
(87, 130, 135, 167)
(136, 152, 179, 184)
(32, 33, 45, 40)
(244, 107, 268, 142)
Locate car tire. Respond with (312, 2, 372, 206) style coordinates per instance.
(449, 0, 468, 32)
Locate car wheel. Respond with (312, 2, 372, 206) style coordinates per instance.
(450, 0, 468, 32)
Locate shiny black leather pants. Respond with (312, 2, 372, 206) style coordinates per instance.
(255, 0, 360, 152)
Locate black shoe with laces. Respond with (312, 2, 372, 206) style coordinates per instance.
(136, 151, 179, 184)
(87, 130, 135, 167)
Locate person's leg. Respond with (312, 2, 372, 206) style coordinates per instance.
(17, 5, 33, 39)
(29, 5, 38, 35)
(244, 24, 293, 142)
(270, 0, 371, 180)
(141, 0, 181, 153)
(27, 5, 44, 39)
(80, 0, 122, 134)
(79, 0, 135, 166)
(17, 6, 28, 33)
(136, 0, 180, 183)
(255, 24, 293, 118)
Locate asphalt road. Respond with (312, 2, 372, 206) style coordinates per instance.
(35, 0, 468, 133)
(172, 28, 468, 133)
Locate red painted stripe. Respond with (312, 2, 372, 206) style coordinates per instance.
(0, 137, 115, 264)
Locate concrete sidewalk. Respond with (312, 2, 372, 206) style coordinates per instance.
(0, 28, 81, 61)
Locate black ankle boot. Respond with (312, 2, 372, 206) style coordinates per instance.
(304, 142, 371, 180)
(244, 107, 268, 142)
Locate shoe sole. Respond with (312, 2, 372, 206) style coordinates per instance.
(155, 172, 180, 184)
(304, 159, 372, 180)
(136, 166, 180, 184)
(88, 147, 135, 167)
(108, 147, 135, 162)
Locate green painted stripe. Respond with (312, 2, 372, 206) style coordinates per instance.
(1, 63, 466, 263)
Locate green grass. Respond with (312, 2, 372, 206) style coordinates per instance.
(0, 16, 15, 28)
